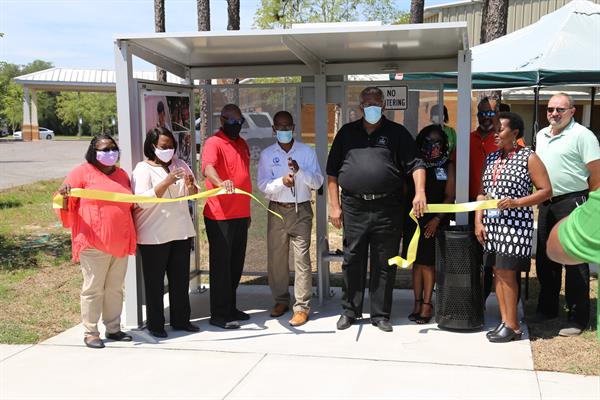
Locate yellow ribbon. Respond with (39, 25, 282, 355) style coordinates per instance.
(52, 187, 283, 220)
(388, 199, 499, 269)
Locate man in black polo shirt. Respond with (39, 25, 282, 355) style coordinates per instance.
(326, 86, 426, 332)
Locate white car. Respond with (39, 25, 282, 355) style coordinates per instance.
(13, 127, 55, 140)
(195, 112, 274, 159)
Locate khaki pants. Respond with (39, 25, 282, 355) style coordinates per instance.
(79, 248, 128, 336)
(267, 201, 313, 312)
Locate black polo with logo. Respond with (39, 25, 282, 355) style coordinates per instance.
(326, 117, 423, 195)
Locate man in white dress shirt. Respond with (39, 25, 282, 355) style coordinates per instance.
(257, 111, 324, 326)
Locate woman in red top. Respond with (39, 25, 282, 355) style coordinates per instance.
(57, 134, 137, 349)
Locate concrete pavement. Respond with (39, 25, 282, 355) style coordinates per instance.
(0, 140, 88, 189)
(1, 286, 598, 399)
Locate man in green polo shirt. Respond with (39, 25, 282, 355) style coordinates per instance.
(534, 93, 600, 337)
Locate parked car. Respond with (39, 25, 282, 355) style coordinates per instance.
(13, 127, 55, 140)
(195, 112, 274, 159)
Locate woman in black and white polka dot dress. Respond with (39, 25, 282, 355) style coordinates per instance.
(475, 112, 552, 343)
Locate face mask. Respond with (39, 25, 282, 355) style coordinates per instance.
(363, 106, 382, 124)
(222, 124, 242, 139)
(154, 147, 174, 163)
(276, 130, 293, 144)
(96, 150, 119, 166)
(431, 115, 442, 125)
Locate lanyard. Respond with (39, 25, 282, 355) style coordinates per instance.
(491, 149, 516, 188)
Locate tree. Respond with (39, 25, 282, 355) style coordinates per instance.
(228, 0, 240, 30)
(254, 0, 404, 29)
(0, 60, 54, 132)
(409, 0, 424, 24)
(56, 92, 116, 135)
(479, 0, 509, 102)
(154, 0, 167, 82)
(197, 0, 211, 143)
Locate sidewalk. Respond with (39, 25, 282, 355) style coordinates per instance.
(1, 286, 598, 399)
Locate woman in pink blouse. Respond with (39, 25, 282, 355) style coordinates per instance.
(132, 127, 199, 338)
(57, 134, 137, 349)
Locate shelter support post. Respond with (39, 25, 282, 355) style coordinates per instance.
(30, 90, 39, 141)
(21, 87, 32, 141)
(314, 72, 329, 305)
(115, 40, 144, 328)
(532, 86, 540, 150)
(456, 49, 472, 224)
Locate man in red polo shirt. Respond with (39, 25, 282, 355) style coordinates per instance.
(469, 97, 499, 201)
(201, 104, 252, 329)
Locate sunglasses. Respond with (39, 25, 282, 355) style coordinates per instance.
(546, 107, 569, 114)
(477, 111, 496, 118)
(222, 117, 246, 126)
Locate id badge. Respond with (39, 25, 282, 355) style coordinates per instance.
(486, 191, 500, 218)
(435, 167, 448, 181)
(487, 208, 500, 218)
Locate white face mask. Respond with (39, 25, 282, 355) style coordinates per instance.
(431, 115, 442, 125)
(154, 147, 174, 163)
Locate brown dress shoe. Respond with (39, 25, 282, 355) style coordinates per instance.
(289, 311, 309, 327)
(270, 303, 289, 317)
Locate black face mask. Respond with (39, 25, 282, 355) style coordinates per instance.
(222, 124, 242, 139)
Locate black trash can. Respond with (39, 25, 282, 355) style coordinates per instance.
(435, 225, 484, 330)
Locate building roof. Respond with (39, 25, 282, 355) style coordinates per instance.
(114, 22, 469, 79)
(13, 67, 184, 92)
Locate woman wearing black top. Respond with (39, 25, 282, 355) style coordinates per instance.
(404, 125, 456, 323)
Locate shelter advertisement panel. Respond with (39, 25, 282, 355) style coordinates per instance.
(142, 94, 193, 168)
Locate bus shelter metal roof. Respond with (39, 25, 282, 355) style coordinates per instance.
(113, 23, 472, 327)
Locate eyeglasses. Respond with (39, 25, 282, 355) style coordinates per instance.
(222, 116, 245, 126)
(546, 107, 569, 114)
(477, 111, 496, 118)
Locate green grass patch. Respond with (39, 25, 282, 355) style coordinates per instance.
(0, 179, 81, 344)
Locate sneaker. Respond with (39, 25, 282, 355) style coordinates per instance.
(558, 325, 584, 337)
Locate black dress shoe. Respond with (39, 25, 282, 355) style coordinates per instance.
(172, 323, 200, 333)
(488, 325, 522, 343)
(234, 309, 250, 321)
(84, 336, 105, 349)
(105, 331, 133, 341)
(149, 329, 168, 338)
(336, 315, 355, 330)
(371, 319, 393, 332)
(209, 318, 240, 329)
(486, 322, 505, 339)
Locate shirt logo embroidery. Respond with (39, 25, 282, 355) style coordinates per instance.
(376, 136, 388, 146)
(273, 156, 280, 164)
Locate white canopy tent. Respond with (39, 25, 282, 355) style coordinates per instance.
(113, 23, 473, 327)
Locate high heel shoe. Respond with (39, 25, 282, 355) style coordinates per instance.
(415, 302, 434, 324)
(488, 325, 522, 343)
(408, 299, 423, 321)
(486, 322, 505, 339)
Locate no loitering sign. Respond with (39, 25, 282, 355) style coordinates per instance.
(380, 86, 408, 110)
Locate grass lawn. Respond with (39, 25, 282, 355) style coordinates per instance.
(0, 179, 81, 344)
(523, 266, 599, 375)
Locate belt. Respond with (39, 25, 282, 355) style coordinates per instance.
(342, 191, 392, 201)
(543, 189, 588, 205)
(270, 200, 310, 208)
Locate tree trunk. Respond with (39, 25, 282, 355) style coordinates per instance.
(479, 0, 509, 102)
(480, 0, 489, 44)
(410, 0, 425, 24)
(227, 0, 240, 104)
(155, 0, 167, 82)
(227, 0, 240, 30)
(197, 0, 211, 143)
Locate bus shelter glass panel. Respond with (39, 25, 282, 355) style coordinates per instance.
(196, 85, 301, 278)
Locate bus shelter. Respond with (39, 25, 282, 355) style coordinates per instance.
(113, 23, 472, 327)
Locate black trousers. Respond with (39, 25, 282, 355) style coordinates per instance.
(138, 238, 192, 331)
(536, 192, 590, 327)
(341, 195, 402, 321)
(204, 217, 249, 322)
